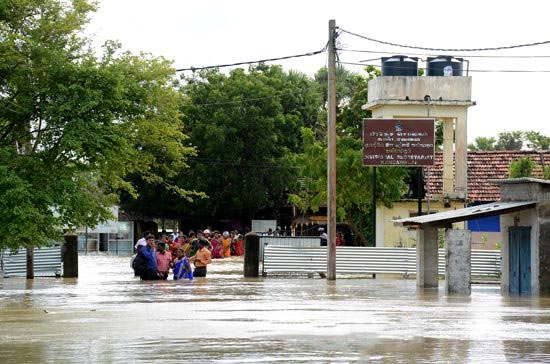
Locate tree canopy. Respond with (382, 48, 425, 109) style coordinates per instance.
(468, 130, 550, 151)
(120, 65, 322, 223)
(0, 0, 197, 249)
(289, 67, 408, 244)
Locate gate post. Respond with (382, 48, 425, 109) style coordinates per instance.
(445, 229, 471, 294)
(63, 232, 79, 278)
(417, 224, 439, 288)
(244, 232, 260, 278)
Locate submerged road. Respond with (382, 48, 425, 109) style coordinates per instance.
(1, 255, 550, 363)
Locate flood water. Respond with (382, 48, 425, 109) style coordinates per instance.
(1, 255, 550, 363)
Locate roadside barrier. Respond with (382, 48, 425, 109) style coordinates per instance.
(1, 246, 62, 277)
(263, 245, 501, 278)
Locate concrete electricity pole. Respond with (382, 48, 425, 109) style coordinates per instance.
(327, 19, 337, 280)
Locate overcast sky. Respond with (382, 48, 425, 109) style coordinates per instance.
(87, 0, 550, 142)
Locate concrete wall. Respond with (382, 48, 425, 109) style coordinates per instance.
(500, 209, 539, 295)
(377, 201, 466, 247)
(367, 76, 472, 103)
(499, 180, 550, 294)
(539, 200, 550, 292)
(500, 182, 550, 202)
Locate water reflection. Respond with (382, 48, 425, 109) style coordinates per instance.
(0, 255, 549, 362)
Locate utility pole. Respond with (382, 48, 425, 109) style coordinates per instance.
(372, 167, 376, 246)
(327, 19, 337, 280)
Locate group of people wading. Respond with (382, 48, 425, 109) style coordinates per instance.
(131, 229, 245, 280)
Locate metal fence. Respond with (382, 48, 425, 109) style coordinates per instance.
(263, 246, 501, 278)
(259, 236, 321, 262)
(1, 246, 62, 277)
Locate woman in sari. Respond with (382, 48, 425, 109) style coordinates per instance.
(222, 231, 231, 258)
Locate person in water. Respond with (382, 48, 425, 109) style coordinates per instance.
(139, 235, 159, 280)
(155, 242, 172, 280)
(190, 239, 212, 277)
(173, 248, 193, 280)
(222, 231, 231, 258)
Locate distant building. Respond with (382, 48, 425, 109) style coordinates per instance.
(377, 150, 550, 249)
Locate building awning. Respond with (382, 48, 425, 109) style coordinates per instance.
(392, 201, 537, 227)
(292, 215, 327, 226)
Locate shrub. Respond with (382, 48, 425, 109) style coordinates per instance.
(508, 157, 535, 178)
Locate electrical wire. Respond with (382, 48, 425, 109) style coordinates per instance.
(187, 157, 299, 169)
(338, 60, 550, 73)
(340, 28, 550, 52)
(182, 90, 310, 107)
(175, 45, 328, 72)
(337, 48, 550, 59)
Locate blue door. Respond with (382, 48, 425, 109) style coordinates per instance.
(509, 227, 531, 294)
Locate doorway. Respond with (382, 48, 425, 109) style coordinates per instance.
(509, 227, 531, 294)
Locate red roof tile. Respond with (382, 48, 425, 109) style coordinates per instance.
(425, 151, 550, 201)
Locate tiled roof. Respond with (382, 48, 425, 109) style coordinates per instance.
(425, 151, 550, 201)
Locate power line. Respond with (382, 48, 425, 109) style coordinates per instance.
(337, 48, 550, 59)
(338, 60, 550, 73)
(175, 46, 328, 72)
(187, 157, 299, 169)
(183, 90, 309, 107)
(340, 28, 550, 52)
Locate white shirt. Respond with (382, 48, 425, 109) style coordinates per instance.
(134, 237, 146, 249)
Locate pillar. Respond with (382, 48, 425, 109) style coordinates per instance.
(63, 232, 79, 278)
(417, 224, 439, 288)
(442, 118, 454, 196)
(244, 232, 260, 277)
(455, 110, 468, 199)
(445, 229, 471, 294)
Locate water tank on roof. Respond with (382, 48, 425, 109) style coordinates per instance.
(427, 56, 463, 76)
(381, 55, 418, 76)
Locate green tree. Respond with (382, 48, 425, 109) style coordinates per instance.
(121, 65, 322, 222)
(496, 131, 523, 150)
(468, 136, 497, 151)
(289, 128, 407, 244)
(0, 0, 197, 250)
(508, 157, 535, 178)
(524, 131, 550, 150)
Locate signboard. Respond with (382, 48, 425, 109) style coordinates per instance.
(363, 119, 435, 166)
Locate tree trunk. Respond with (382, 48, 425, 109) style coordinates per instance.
(345, 215, 367, 246)
(26, 245, 34, 279)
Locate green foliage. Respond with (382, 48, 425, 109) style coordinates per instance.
(289, 67, 408, 244)
(524, 131, 550, 150)
(120, 65, 322, 220)
(0, 0, 197, 249)
(544, 166, 550, 180)
(438, 229, 445, 248)
(289, 128, 408, 243)
(508, 157, 535, 178)
(496, 131, 524, 150)
(469, 130, 550, 151)
(468, 136, 497, 151)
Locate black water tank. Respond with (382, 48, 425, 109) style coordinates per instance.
(381, 55, 418, 76)
(427, 56, 463, 76)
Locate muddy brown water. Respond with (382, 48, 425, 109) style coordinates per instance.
(1, 255, 550, 363)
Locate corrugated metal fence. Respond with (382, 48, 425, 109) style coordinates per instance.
(1, 246, 62, 277)
(259, 236, 321, 262)
(263, 246, 501, 278)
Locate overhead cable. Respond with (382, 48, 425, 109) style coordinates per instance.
(340, 28, 550, 52)
(338, 61, 550, 73)
(183, 90, 309, 107)
(175, 45, 328, 72)
(338, 48, 550, 59)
